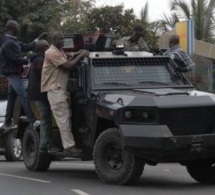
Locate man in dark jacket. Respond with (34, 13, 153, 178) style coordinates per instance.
(0, 20, 46, 130)
(28, 40, 52, 152)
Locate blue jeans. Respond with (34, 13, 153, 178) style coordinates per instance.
(35, 101, 52, 151)
(5, 74, 36, 125)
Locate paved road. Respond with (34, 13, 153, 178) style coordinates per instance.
(0, 156, 215, 195)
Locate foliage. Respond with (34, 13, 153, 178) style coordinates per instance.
(171, 0, 215, 41)
(158, 0, 215, 42)
(157, 13, 179, 33)
(140, 2, 150, 24)
(85, 5, 136, 37)
(0, 0, 61, 42)
(84, 4, 159, 50)
(136, 2, 160, 50)
(0, 0, 159, 49)
(60, 0, 95, 35)
(145, 23, 160, 50)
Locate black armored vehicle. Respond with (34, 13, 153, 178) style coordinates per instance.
(16, 34, 215, 185)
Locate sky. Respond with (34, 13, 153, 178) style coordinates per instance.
(95, 0, 172, 22)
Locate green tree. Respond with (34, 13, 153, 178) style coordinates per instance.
(136, 2, 160, 50)
(140, 2, 150, 24)
(85, 5, 136, 37)
(85, 3, 160, 50)
(158, 0, 215, 42)
(20, 0, 63, 42)
(157, 13, 179, 33)
(0, 0, 60, 42)
(60, 0, 95, 35)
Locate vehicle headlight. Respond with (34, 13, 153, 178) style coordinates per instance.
(119, 108, 157, 123)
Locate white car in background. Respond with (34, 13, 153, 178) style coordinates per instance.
(0, 100, 22, 161)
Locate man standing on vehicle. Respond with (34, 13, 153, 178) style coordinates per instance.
(117, 24, 149, 51)
(41, 32, 89, 156)
(28, 40, 52, 153)
(0, 20, 46, 130)
(166, 34, 196, 73)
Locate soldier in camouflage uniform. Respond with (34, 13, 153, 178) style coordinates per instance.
(166, 34, 196, 73)
(117, 25, 149, 52)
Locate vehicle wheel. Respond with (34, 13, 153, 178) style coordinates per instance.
(22, 126, 52, 172)
(93, 128, 144, 185)
(186, 160, 215, 184)
(4, 131, 22, 161)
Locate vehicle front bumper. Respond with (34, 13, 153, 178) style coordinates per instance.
(119, 124, 215, 162)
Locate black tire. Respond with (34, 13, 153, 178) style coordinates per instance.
(4, 131, 22, 161)
(22, 126, 52, 172)
(93, 128, 144, 185)
(186, 160, 215, 184)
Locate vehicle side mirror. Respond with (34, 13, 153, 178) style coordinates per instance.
(67, 78, 78, 93)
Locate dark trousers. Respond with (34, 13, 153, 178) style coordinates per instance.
(35, 101, 52, 151)
(5, 74, 36, 125)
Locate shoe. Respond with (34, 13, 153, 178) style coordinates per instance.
(48, 146, 62, 153)
(33, 120, 40, 130)
(0, 123, 17, 130)
(64, 146, 83, 157)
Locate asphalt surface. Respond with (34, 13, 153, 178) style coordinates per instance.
(0, 156, 215, 195)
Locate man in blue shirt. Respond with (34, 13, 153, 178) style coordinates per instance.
(166, 34, 196, 73)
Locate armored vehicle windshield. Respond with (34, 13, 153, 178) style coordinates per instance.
(90, 52, 193, 90)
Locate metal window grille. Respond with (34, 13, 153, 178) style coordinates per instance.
(91, 57, 192, 90)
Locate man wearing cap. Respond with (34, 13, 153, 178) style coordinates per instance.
(0, 20, 46, 130)
(117, 25, 149, 52)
